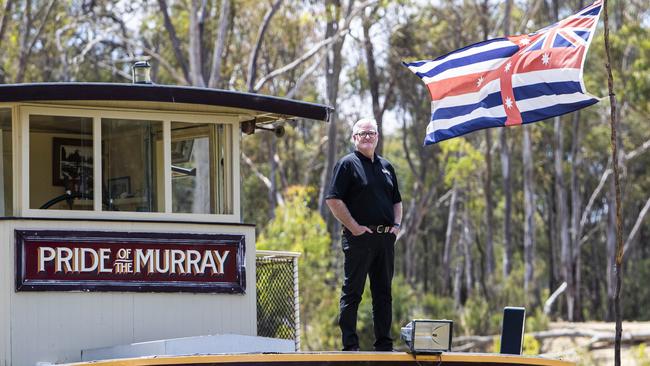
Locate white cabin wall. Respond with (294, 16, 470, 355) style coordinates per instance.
(0, 219, 256, 366)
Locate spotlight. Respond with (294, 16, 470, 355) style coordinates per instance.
(400, 319, 453, 354)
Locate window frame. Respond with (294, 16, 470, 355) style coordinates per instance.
(17, 104, 239, 223)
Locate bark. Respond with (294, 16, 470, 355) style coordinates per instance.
(570, 111, 583, 320)
(477, 0, 495, 278)
(15, 0, 56, 83)
(246, 0, 283, 92)
(0, 0, 14, 49)
(622, 197, 650, 257)
(462, 201, 473, 299)
(443, 184, 458, 296)
(500, 0, 513, 279)
(452, 232, 463, 309)
(484, 131, 495, 277)
(318, 0, 352, 223)
(362, 11, 384, 154)
(523, 126, 535, 296)
(603, 1, 624, 363)
(157, 0, 191, 84)
(499, 128, 512, 278)
(555, 116, 573, 321)
(189, 0, 206, 86)
(267, 135, 278, 218)
(208, 0, 231, 88)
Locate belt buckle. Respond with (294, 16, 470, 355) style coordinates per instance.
(377, 225, 385, 233)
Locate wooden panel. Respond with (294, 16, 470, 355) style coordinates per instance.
(1, 220, 255, 366)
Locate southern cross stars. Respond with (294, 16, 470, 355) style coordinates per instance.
(476, 76, 484, 87)
(519, 37, 531, 46)
(505, 97, 514, 109)
(504, 61, 512, 72)
(542, 53, 551, 65)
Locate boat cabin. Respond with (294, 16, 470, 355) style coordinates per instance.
(0, 82, 330, 365)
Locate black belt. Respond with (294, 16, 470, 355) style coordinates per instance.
(367, 225, 392, 234)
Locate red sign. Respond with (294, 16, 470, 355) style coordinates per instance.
(15, 230, 246, 293)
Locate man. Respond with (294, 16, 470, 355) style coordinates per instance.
(325, 118, 402, 352)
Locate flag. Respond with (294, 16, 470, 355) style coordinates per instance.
(404, 1, 602, 145)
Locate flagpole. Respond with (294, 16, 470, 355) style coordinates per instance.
(601, 1, 624, 365)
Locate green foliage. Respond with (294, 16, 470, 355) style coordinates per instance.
(461, 297, 492, 336)
(522, 334, 540, 356)
(257, 185, 335, 349)
(526, 307, 550, 333)
(634, 343, 650, 366)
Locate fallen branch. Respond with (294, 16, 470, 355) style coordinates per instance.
(452, 328, 650, 352)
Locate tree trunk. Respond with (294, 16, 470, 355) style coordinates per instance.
(500, 128, 512, 278)
(463, 200, 473, 299)
(523, 126, 535, 296)
(189, 0, 206, 86)
(570, 111, 583, 321)
(606, 178, 616, 321)
(208, 0, 231, 88)
(443, 184, 458, 296)
(500, 0, 513, 278)
(362, 14, 383, 154)
(157, 0, 191, 84)
(484, 130, 495, 277)
(246, 0, 283, 92)
(318, 0, 350, 225)
(555, 116, 573, 321)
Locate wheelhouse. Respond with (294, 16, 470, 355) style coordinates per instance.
(0, 82, 330, 366)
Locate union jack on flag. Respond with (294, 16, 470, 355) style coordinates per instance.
(404, 1, 602, 145)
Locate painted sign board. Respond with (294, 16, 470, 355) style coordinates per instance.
(15, 230, 246, 293)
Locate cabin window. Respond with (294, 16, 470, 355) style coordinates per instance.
(29, 115, 94, 210)
(24, 108, 234, 218)
(102, 118, 163, 212)
(171, 122, 232, 214)
(0, 108, 12, 215)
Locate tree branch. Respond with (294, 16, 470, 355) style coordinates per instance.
(247, 0, 283, 92)
(253, 0, 378, 92)
(208, 0, 231, 88)
(157, 0, 191, 84)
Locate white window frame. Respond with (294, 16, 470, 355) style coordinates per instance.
(18, 104, 240, 223)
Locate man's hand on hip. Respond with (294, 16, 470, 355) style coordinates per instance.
(350, 225, 372, 236)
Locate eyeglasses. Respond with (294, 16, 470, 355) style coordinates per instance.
(355, 131, 378, 138)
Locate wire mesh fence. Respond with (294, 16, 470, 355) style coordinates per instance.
(256, 250, 300, 350)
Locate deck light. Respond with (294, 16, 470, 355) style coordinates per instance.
(400, 319, 453, 354)
(132, 61, 152, 84)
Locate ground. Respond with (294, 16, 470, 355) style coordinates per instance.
(541, 321, 650, 365)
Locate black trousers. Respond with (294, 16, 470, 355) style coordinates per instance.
(339, 231, 395, 351)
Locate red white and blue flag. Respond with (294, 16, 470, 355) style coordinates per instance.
(404, 1, 602, 145)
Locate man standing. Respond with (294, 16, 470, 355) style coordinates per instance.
(325, 118, 402, 352)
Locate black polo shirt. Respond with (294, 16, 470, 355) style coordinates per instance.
(326, 150, 401, 226)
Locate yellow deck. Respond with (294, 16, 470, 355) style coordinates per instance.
(58, 352, 575, 366)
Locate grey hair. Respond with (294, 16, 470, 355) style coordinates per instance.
(351, 118, 378, 138)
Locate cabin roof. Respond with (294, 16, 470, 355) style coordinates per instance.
(0, 82, 332, 122)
